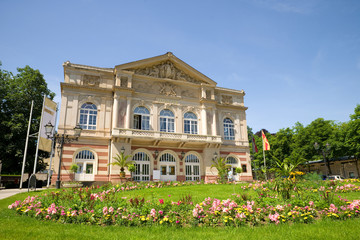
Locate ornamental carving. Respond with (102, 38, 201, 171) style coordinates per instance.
(159, 82, 177, 97)
(130, 61, 202, 84)
(83, 75, 100, 87)
(222, 95, 233, 105)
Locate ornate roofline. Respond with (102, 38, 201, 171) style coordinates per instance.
(63, 61, 113, 73)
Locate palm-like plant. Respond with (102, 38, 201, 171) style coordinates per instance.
(211, 157, 231, 182)
(109, 152, 134, 178)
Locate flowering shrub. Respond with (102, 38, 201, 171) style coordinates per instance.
(7, 180, 360, 227)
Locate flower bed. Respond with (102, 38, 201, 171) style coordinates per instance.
(8, 179, 360, 227)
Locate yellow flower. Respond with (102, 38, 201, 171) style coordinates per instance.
(160, 220, 163, 224)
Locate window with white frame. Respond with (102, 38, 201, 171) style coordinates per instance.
(160, 109, 174, 132)
(223, 118, 235, 140)
(133, 106, 150, 130)
(184, 112, 198, 134)
(79, 103, 97, 130)
(226, 156, 238, 176)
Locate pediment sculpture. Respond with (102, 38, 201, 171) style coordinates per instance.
(130, 61, 202, 84)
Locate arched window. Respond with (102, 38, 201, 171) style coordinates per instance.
(79, 103, 97, 130)
(185, 154, 200, 163)
(133, 106, 150, 130)
(223, 118, 235, 140)
(75, 150, 95, 160)
(132, 152, 150, 161)
(226, 156, 237, 164)
(160, 109, 174, 132)
(159, 153, 176, 162)
(184, 112, 198, 134)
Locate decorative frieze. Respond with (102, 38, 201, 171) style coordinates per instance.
(83, 75, 100, 87)
(221, 95, 233, 105)
(130, 61, 202, 84)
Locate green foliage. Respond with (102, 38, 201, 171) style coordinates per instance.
(210, 157, 230, 182)
(235, 167, 242, 174)
(70, 164, 79, 174)
(109, 152, 134, 174)
(0, 64, 55, 174)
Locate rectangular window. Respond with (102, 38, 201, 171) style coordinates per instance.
(134, 115, 141, 129)
(242, 164, 247, 173)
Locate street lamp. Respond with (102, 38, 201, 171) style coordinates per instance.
(213, 152, 218, 161)
(45, 122, 82, 189)
(181, 151, 185, 160)
(314, 142, 332, 175)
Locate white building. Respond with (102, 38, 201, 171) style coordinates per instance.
(52, 52, 252, 184)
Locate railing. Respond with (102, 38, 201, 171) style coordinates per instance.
(112, 128, 222, 143)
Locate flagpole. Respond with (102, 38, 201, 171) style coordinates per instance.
(263, 146, 267, 181)
(46, 104, 58, 187)
(261, 130, 268, 181)
(33, 95, 46, 174)
(20, 101, 34, 189)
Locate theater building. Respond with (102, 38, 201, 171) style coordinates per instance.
(51, 52, 252, 184)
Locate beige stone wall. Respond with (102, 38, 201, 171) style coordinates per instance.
(53, 53, 252, 184)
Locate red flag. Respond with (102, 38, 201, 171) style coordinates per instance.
(252, 136, 258, 153)
(262, 130, 270, 151)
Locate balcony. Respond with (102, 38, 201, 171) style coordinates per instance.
(112, 128, 222, 148)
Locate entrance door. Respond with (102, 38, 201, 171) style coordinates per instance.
(159, 153, 177, 181)
(160, 164, 176, 181)
(75, 162, 94, 181)
(185, 154, 200, 181)
(185, 164, 200, 181)
(74, 150, 95, 182)
(133, 163, 150, 181)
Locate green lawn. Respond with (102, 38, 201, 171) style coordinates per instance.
(1, 184, 360, 240)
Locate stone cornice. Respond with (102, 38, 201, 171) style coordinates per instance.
(61, 82, 113, 93)
(215, 86, 245, 95)
(216, 103, 248, 111)
(63, 61, 114, 73)
(113, 86, 135, 93)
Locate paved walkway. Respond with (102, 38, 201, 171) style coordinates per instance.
(0, 188, 48, 200)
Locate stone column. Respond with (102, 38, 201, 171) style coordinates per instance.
(212, 109, 217, 136)
(201, 106, 207, 135)
(125, 97, 132, 129)
(112, 95, 119, 129)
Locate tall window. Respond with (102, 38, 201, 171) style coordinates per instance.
(160, 109, 174, 132)
(133, 106, 150, 130)
(79, 103, 97, 130)
(223, 118, 235, 140)
(184, 112, 198, 134)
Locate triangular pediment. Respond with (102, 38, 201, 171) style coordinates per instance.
(115, 52, 216, 86)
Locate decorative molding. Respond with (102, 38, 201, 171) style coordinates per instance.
(159, 82, 177, 97)
(83, 75, 100, 87)
(222, 95, 233, 105)
(130, 61, 202, 84)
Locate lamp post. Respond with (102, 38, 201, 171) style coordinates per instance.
(314, 142, 332, 176)
(213, 152, 218, 161)
(181, 151, 185, 160)
(45, 122, 82, 189)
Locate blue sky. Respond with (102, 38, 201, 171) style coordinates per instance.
(1, 0, 359, 133)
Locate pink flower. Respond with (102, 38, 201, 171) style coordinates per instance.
(150, 208, 156, 218)
(159, 199, 164, 204)
(309, 201, 314, 207)
(158, 210, 163, 215)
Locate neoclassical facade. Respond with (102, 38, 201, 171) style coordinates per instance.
(51, 52, 252, 184)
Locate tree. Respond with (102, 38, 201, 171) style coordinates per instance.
(109, 152, 134, 178)
(345, 105, 360, 176)
(210, 157, 230, 182)
(0, 64, 55, 174)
